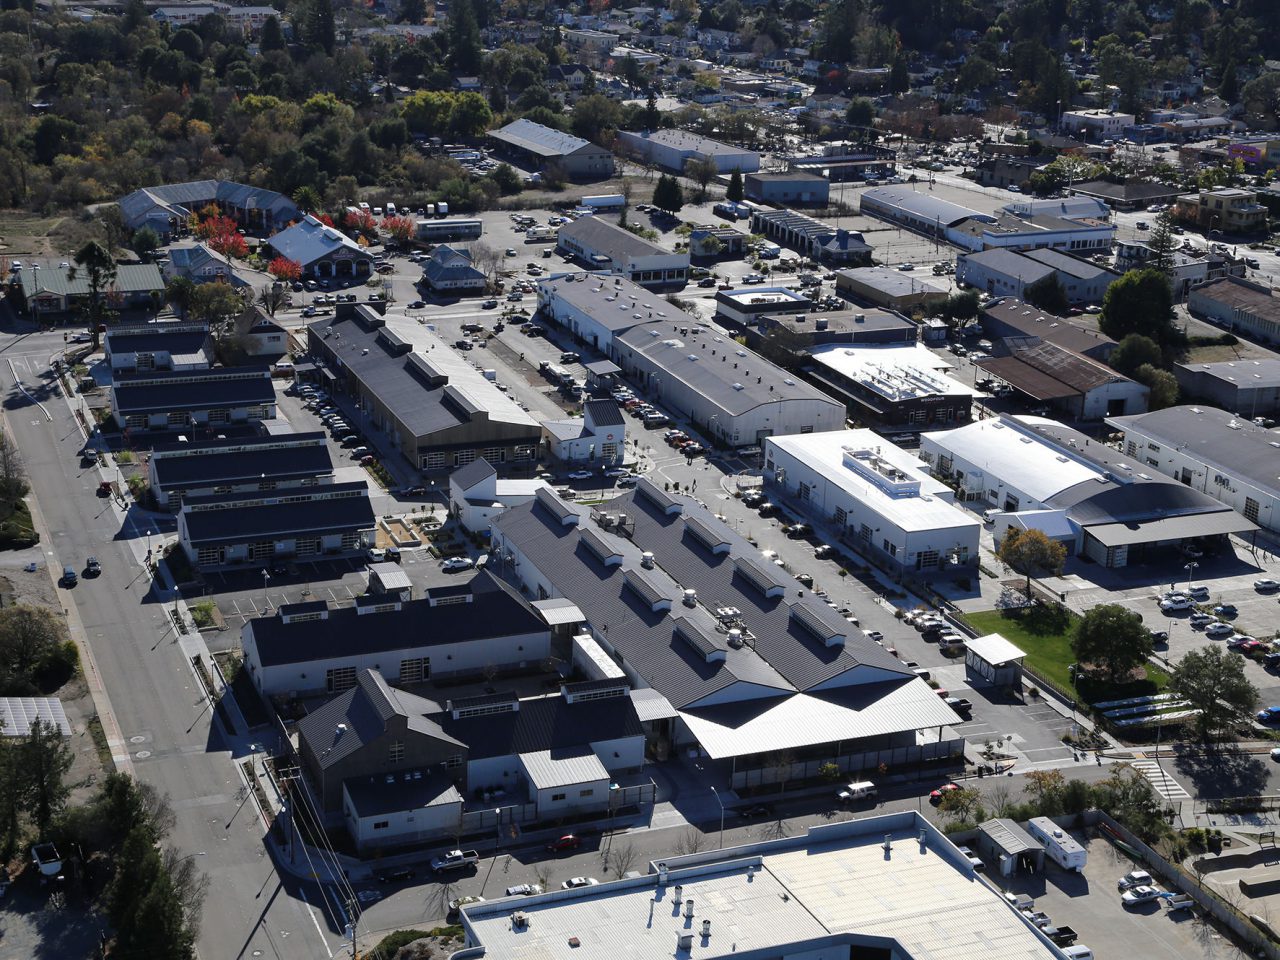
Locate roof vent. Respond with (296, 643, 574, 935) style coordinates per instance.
(677, 934, 693, 951)
(727, 628, 744, 648)
(683, 588, 697, 607)
(641, 551, 655, 568)
(685, 899, 695, 919)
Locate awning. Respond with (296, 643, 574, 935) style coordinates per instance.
(1083, 510, 1256, 548)
(630, 687, 679, 722)
(966, 633, 1026, 668)
(531, 598, 586, 626)
(584, 359, 621, 376)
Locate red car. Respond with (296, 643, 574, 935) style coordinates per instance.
(1240, 639, 1269, 654)
(546, 835, 580, 853)
(929, 783, 960, 804)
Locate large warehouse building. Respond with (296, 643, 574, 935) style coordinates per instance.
(306, 305, 542, 472)
(919, 414, 1252, 567)
(765, 430, 980, 576)
(807, 343, 973, 429)
(557, 217, 689, 287)
(616, 129, 759, 174)
(488, 118, 615, 180)
(611, 311, 846, 446)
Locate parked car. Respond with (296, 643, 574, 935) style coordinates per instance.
(814, 544, 836, 559)
(956, 845, 985, 871)
(1118, 870, 1154, 890)
(86, 557, 101, 576)
(447, 896, 485, 921)
(1205, 622, 1233, 638)
(785, 523, 813, 539)
(566, 470, 593, 480)
(1256, 706, 1280, 723)
(561, 877, 599, 889)
(1214, 604, 1239, 617)
(546, 835, 580, 853)
(1256, 579, 1280, 592)
(377, 868, 416, 884)
(1122, 885, 1161, 906)
(504, 884, 543, 897)
(929, 783, 961, 803)
(441, 557, 475, 572)
(1159, 596, 1193, 611)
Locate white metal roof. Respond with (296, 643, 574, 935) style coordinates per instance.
(462, 814, 1065, 960)
(966, 633, 1027, 667)
(922, 416, 1104, 503)
(768, 430, 980, 536)
(680, 676, 961, 759)
(520, 748, 609, 790)
(809, 342, 975, 401)
(629, 687, 679, 722)
(0, 697, 71, 737)
(533, 598, 586, 626)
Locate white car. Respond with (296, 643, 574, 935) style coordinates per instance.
(441, 557, 475, 572)
(1256, 579, 1280, 591)
(561, 877, 599, 889)
(604, 467, 631, 479)
(1159, 596, 1193, 611)
(1117, 870, 1153, 890)
(1122, 885, 1161, 906)
(1205, 622, 1233, 638)
(367, 547, 386, 562)
(1270, 747, 1280, 761)
(566, 470, 593, 480)
(505, 883, 543, 897)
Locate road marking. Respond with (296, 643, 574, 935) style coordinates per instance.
(1129, 759, 1191, 799)
(298, 887, 335, 958)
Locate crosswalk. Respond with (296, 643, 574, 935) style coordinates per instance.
(1129, 759, 1191, 800)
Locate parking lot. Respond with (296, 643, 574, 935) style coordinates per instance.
(995, 832, 1253, 960)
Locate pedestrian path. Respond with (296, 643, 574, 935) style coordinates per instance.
(1130, 759, 1191, 800)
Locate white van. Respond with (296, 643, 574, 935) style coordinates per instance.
(837, 781, 878, 803)
(386, 202, 397, 216)
(983, 508, 1002, 524)
(1062, 946, 1093, 960)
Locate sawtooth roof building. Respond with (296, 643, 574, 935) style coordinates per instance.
(489, 119, 615, 180)
(491, 482, 963, 787)
(920, 414, 1253, 567)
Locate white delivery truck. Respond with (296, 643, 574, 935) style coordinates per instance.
(436, 201, 449, 217)
(1027, 817, 1087, 872)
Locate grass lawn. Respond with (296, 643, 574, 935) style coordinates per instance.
(0, 499, 39, 549)
(965, 606, 1167, 705)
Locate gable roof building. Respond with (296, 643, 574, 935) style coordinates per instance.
(15, 261, 164, 318)
(980, 299, 1117, 361)
(147, 431, 334, 509)
(557, 217, 689, 287)
(119, 179, 299, 239)
(489, 119, 615, 180)
(421, 244, 487, 292)
(265, 215, 373, 280)
(491, 484, 963, 778)
(976, 340, 1148, 421)
(110, 366, 276, 431)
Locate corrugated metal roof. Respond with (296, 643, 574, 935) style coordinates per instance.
(966, 633, 1026, 667)
(267, 215, 368, 267)
(1084, 509, 1253, 546)
(980, 818, 1044, 857)
(490, 118, 597, 158)
(559, 215, 667, 260)
(520, 748, 609, 790)
(0, 697, 70, 737)
(629, 686, 678, 721)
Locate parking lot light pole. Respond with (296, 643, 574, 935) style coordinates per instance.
(1185, 561, 1198, 595)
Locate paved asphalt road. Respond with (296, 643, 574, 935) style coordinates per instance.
(0, 321, 344, 960)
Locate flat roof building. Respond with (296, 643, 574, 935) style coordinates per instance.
(616, 129, 760, 174)
(921, 414, 1253, 566)
(178, 480, 376, 571)
(147, 431, 334, 509)
(613, 317, 845, 447)
(537, 273, 667, 353)
(489, 118, 615, 180)
(306, 306, 542, 473)
(766, 430, 980, 576)
(104, 321, 213, 374)
(492, 484, 962, 781)
(947, 212, 1114, 255)
(713, 285, 813, 328)
(1174, 358, 1280, 417)
(834, 267, 952, 312)
(557, 216, 689, 287)
(111, 366, 276, 432)
(859, 187, 991, 238)
(1108, 404, 1280, 534)
(744, 170, 830, 206)
(460, 812, 1068, 960)
(807, 342, 973, 429)
(749, 209, 872, 265)
(721, 307, 918, 358)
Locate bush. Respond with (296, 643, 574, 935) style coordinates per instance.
(190, 602, 215, 629)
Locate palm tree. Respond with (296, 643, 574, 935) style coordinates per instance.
(292, 186, 323, 215)
(68, 241, 116, 350)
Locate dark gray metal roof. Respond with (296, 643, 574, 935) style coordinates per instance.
(451, 457, 498, 491)
(559, 216, 667, 260)
(180, 482, 375, 546)
(152, 442, 333, 489)
(113, 368, 275, 415)
(433, 690, 642, 760)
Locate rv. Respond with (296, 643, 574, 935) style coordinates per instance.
(526, 226, 556, 242)
(1027, 817, 1087, 872)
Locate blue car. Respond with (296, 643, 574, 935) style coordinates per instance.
(1256, 706, 1280, 723)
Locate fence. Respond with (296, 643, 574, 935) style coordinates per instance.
(1097, 810, 1280, 960)
(731, 740, 964, 791)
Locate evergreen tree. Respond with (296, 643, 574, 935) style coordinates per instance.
(1147, 210, 1177, 277)
(18, 719, 73, 834)
(259, 14, 285, 52)
(447, 0, 482, 74)
(643, 90, 660, 130)
(889, 53, 909, 94)
(653, 174, 684, 214)
(299, 0, 335, 55)
(726, 170, 744, 203)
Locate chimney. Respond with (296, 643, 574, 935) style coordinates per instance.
(701, 919, 711, 938)
(685, 898, 695, 919)
(883, 834, 893, 854)
(674, 883, 683, 902)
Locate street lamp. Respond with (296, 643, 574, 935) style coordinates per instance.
(710, 786, 726, 850)
(1185, 561, 1198, 595)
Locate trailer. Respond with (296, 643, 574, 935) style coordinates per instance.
(580, 193, 626, 211)
(1027, 817, 1087, 872)
(526, 226, 556, 242)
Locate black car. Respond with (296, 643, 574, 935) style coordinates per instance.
(814, 544, 836, 559)
(757, 502, 779, 516)
(786, 523, 813, 539)
(377, 868, 416, 884)
(741, 491, 765, 508)
(738, 803, 774, 819)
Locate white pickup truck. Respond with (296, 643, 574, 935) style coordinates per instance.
(431, 848, 480, 873)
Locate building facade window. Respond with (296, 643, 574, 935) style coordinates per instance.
(326, 666, 357, 692)
(579, 788, 594, 797)
(373, 820, 389, 830)
(833, 506, 847, 526)
(388, 741, 404, 764)
(551, 792, 567, 802)
(455, 450, 477, 467)
(1245, 497, 1261, 523)
(399, 657, 430, 683)
(798, 482, 810, 502)
(482, 446, 505, 463)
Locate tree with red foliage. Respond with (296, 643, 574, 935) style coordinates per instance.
(267, 257, 302, 281)
(381, 215, 415, 242)
(316, 213, 336, 227)
(194, 213, 239, 242)
(209, 231, 249, 259)
(342, 209, 377, 237)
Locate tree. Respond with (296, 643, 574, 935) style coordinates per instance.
(643, 90, 661, 130)
(447, 0, 482, 74)
(1071, 604, 1154, 684)
(845, 98, 875, 129)
(653, 174, 684, 214)
(188, 283, 243, 326)
(570, 94, 622, 146)
(1110, 334, 1163, 376)
(685, 156, 719, 202)
(726, 170, 744, 203)
(267, 257, 302, 282)
(166, 277, 196, 319)
(608, 841, 637, 877)
(132, 227, 161, 260)
(1146, 210, 1177, 276)
(937, 786, 982, 823)
(0, 432, 28, 504)
(1100, 269, 1179, 345)
(488, 163, 522, 195)
(69, 241, 117, 350)
(1170, 644, 1258, 742)
(259, 14, 285, 51)
(997, 527, 1066, 599)
(0, 605, 70, 696)
(256, 285, 288, 318)
(1023, 769, 1067, 815)
(297, 0, 335, 55)
(888, 52, 909, 93)
(1134, 364, 1178, 409)
(941, 290, 980, 330)
(382, 215, 416, 243)
(292, 186, 322, 214)
(1093, 765, 1168, 842)
(16, 719, 73, 834)
(1024, 273, 1069, 315)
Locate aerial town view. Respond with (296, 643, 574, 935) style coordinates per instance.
(5, 0, 1280, 957)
